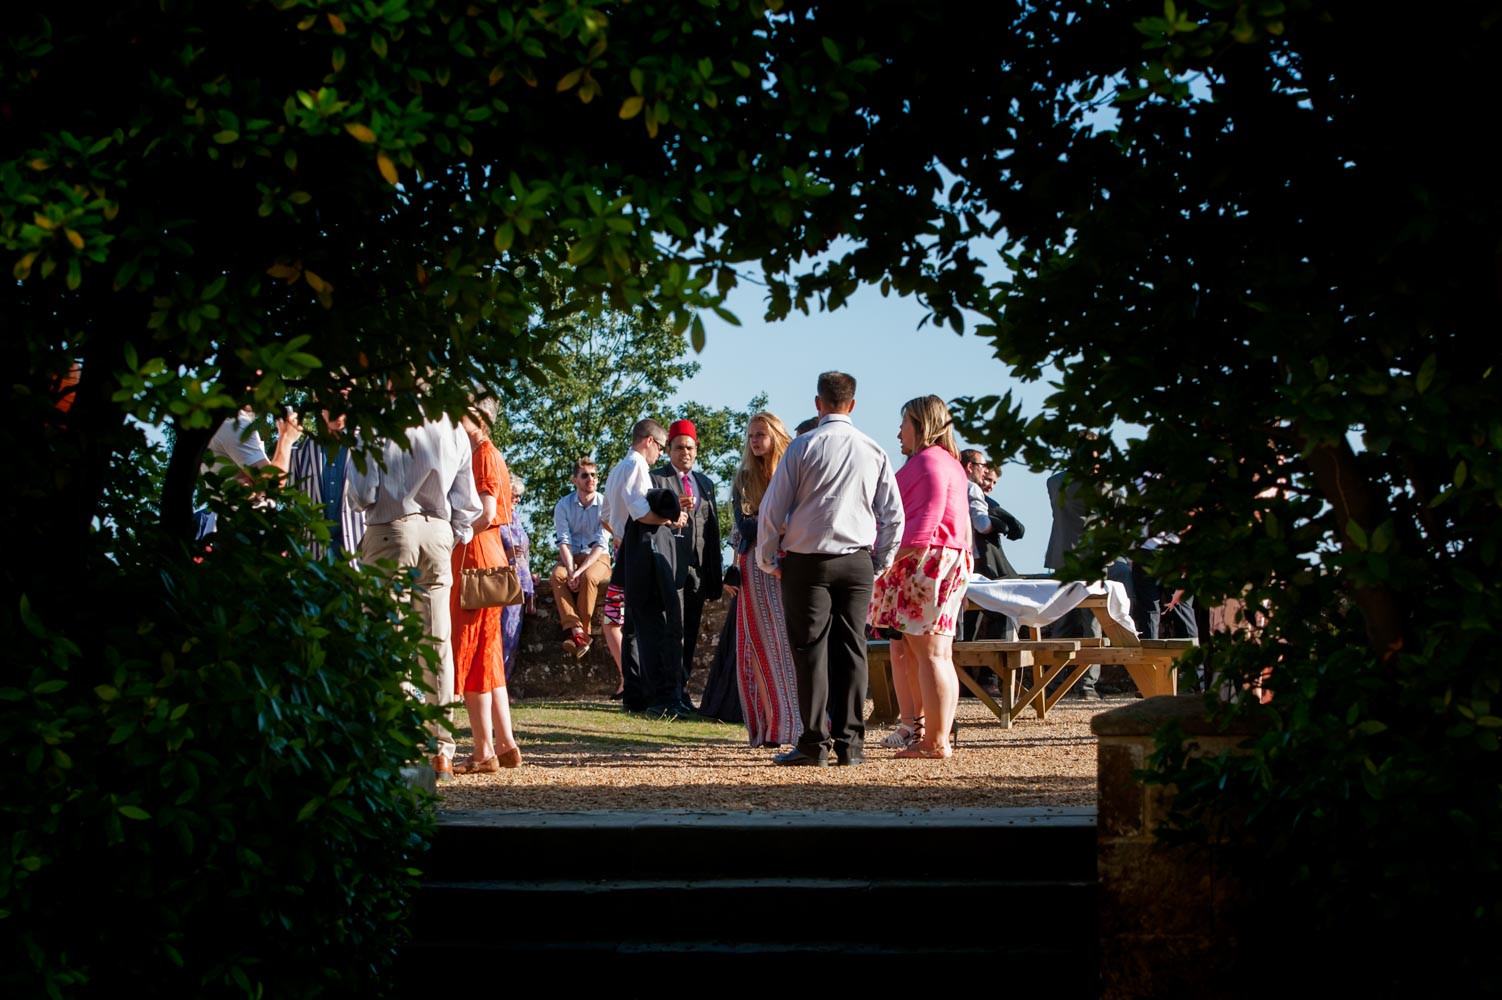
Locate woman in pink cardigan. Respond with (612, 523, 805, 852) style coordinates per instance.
(868, 395, 974, 759)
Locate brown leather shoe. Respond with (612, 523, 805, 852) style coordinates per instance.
(453, 754, 500, 775)
(496, 745, 523, 768)
(432, 755, 454, 781)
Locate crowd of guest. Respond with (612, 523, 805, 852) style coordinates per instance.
(203, 367, 1207, 779)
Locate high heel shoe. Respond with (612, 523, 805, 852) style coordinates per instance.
(453, 754, 500, 775)
(496, 745, 523, 768)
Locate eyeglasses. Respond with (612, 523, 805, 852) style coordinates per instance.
(577, 472, 598, 479)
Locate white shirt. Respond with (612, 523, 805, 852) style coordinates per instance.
(346, 419, 483, 543)
(756, 412, 904, 575)
(202, 410, 268, 476)
(601, 449, 652, 540)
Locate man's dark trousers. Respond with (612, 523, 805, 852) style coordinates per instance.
(780, 550, 873, 758)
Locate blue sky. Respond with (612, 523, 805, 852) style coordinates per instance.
(668, 278, 1059, 573)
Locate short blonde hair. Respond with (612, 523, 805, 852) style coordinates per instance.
(902, 395, 960, 460)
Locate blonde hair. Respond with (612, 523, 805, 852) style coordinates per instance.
(733, 412, 792, 514)
(903, 395, 960, 460)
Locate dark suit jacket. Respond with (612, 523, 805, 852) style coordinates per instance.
(650, 464, 724, 600)
(1044, 470, 1090, 571)
(976, 497, 1023, 579)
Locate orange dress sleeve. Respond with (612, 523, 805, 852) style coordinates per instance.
(492, 448, 515, 527)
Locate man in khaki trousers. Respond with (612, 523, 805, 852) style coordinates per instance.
(348, 416, 482, 781)
(550, 458, 612, 658)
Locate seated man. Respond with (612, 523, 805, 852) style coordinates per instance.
(551, 457, 613, 658)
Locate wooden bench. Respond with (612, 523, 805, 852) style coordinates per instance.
(867, 638, 1085, 729)
(866, 591, 1199, 728)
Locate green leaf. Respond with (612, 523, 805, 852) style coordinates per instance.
(1344, 520, 1368, 550)
(1415, 354, 1437, 393)
(118, 805, 151, 821)
(213, 130, 239, 144)
(34, 679, 67, 695)
(1354, 720, 1387, 735)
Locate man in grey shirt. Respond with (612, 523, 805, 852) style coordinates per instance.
(347, 415, 483, 780)
(757, 371, 904, 767)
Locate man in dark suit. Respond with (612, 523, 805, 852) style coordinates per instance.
(651, 419, 724, 710)
(1044, 466, 1102, 698)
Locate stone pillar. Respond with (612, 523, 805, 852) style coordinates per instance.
(1092, 696, 1266, 999)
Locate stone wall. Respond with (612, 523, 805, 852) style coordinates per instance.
(1092, 696, 1266, 999)
(506, 576, 730, 700)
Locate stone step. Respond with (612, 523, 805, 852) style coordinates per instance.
(426, 807, 1098, 882)
(400, 807, 1099, 986)
(415, 876, 1096, 947)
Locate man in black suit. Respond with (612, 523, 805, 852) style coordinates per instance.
(651, 419, 724, 710)
(1043, 465, 1103, 698)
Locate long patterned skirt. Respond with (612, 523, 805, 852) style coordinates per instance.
(734, 551, 800, 748)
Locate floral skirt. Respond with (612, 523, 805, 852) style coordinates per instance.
(868, 545, 973, 637)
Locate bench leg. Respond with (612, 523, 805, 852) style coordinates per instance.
(866, 654, 899, 726)
(954, 664, 1010, 728)
(1124, 660, 1180, 698)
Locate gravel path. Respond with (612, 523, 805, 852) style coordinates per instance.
(437, 695, 1124, 812)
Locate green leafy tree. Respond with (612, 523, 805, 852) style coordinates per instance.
(490, 308, 765, 544)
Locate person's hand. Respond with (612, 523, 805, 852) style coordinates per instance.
(675, 512, 690, 529)
(568, 568, 582, 592)
(524, 593, 536, 615)
(275, 413, 303, 445)
(770, 566, 782, 580)
(722, 584, 738, 600)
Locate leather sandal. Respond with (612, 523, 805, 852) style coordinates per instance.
(894, 744, 953, 760)
(453, 754, 500, 775)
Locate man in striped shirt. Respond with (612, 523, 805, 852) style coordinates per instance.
(288, 400, 365, 560)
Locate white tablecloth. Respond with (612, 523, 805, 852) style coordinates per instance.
(965, 576, 1137, 636)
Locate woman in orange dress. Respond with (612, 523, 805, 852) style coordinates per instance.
(450, 397, 522, 772)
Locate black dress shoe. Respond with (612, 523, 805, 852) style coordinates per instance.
(773, 748, 829, 767)
(835, 750, 866, 767)
(647, 703, 696, 721)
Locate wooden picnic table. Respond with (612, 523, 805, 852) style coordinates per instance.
(866, 590, 1197, 728)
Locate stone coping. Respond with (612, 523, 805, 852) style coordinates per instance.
(1090, 693, 1270, 738)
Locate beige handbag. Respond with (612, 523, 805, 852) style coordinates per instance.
(459, 565, 524, 610)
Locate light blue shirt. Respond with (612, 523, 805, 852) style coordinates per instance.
(553, 490, 609, 552)
(756, 412, 904, 575)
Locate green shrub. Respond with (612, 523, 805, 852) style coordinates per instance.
(1, 490, 438, 996)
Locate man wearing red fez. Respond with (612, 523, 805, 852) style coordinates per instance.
(650, 418, 725, 713)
